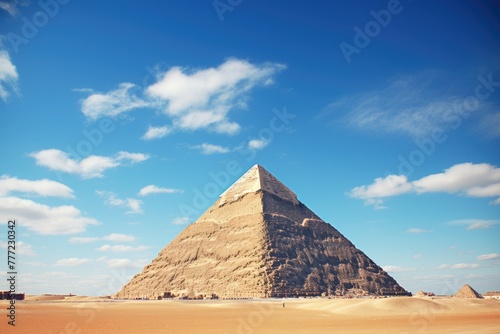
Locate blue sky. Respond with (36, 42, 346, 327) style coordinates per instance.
(0, 0, 499, 296)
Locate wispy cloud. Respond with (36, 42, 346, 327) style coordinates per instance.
(69, 233, 135, 244)
(141, 125, 172, 140)
(97, 257, 148, 270)
(321, 71, 495, 139)
(382, 265, 416, 273)
(349, 162, 500, 208)
(172, 216, 190, 225)
(30, 149, 149, 179)
(477, 253, 500, 261)
(69, 237, 99, 244)
(0, 50, 19, 102)
(78, 59, 285, 137)
(191, 143, 231, 155)
(102, 233, 136, 242)
(0, 0, 27, 16)
(138, 185, 182, 196)
(475, 112, 500, 139)
(0, 175, 74, 198)
(55, 258, 92, 267)
(406, 228, 432, 234)
(97, 245, 149, 252)
(21, 261, 45, 266)
(97, 191, 143, 214)
(449, 219, 500, 230)
(0, 196, 98, 235)
(80, 83, 154, 121)
(438, 263, 479, 270)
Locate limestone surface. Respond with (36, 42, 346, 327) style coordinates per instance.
(116, 165, 409, 299)
(454, 284, 482, 298)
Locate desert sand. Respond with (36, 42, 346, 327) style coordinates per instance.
(2, 296, 499, 333)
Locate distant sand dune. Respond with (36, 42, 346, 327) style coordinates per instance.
(294, 297, 500, 316)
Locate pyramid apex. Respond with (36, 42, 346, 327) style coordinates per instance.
(219, 164, 298, 205)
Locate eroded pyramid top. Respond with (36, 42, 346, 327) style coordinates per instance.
(219, 164, 299, 205)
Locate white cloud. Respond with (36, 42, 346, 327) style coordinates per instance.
(147, 58, 285, 134)
(79, 59, 285, 137)
(248, 138, 269, 151)
(477, 253, 500, 261)
(149, 58, 284, 111)
(192, 143, 231, 155)
(138, 185, 182, 196)
(468, 183, 500, 197)
(0, 50, 19, 102)
(55, 258, 92, 267)
(97, 191, 143, 214)
(69, 237, 99, 244)
(97, 245, 149, 252)
(321, 71, 492, 139)
(407, 228, 432, 234)
(30, 149, 149, 179)
(102, 233, 136, 242)
(213, 120, 241, 135)
(0, 175, 74, 198)
(115, 151, 149, 163)
(141, 125, 172, 140)
(0, 240, 35, 256)
(382, 265, 416, 273)
(80, 83, 153, 121)
(349, 175, 412, 207)
(413, 163, 500, 195)
(438, 263, 479, 270)
(0, 196, 98, 235)
(349, 163, 500, 208)
(172, 217, 190, 225)
(450, 219, 500, 230)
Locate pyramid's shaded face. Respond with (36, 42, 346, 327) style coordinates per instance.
(116, 165, 409, 299)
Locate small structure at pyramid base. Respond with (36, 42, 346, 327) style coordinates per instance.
(454, 284, 482, 299)
(414, 290, 435, 298)
(484, 291, 500, 299)
(116, 165, 409, 300)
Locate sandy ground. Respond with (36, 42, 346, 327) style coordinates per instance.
(1, 296, 499, 333)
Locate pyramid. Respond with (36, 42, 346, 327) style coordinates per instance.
(454, 284, 482, 298)
(116, 165, 408, 299)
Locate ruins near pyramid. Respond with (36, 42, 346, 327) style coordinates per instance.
(454, 284, 482, 298)
(116, 165, 409, 299)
